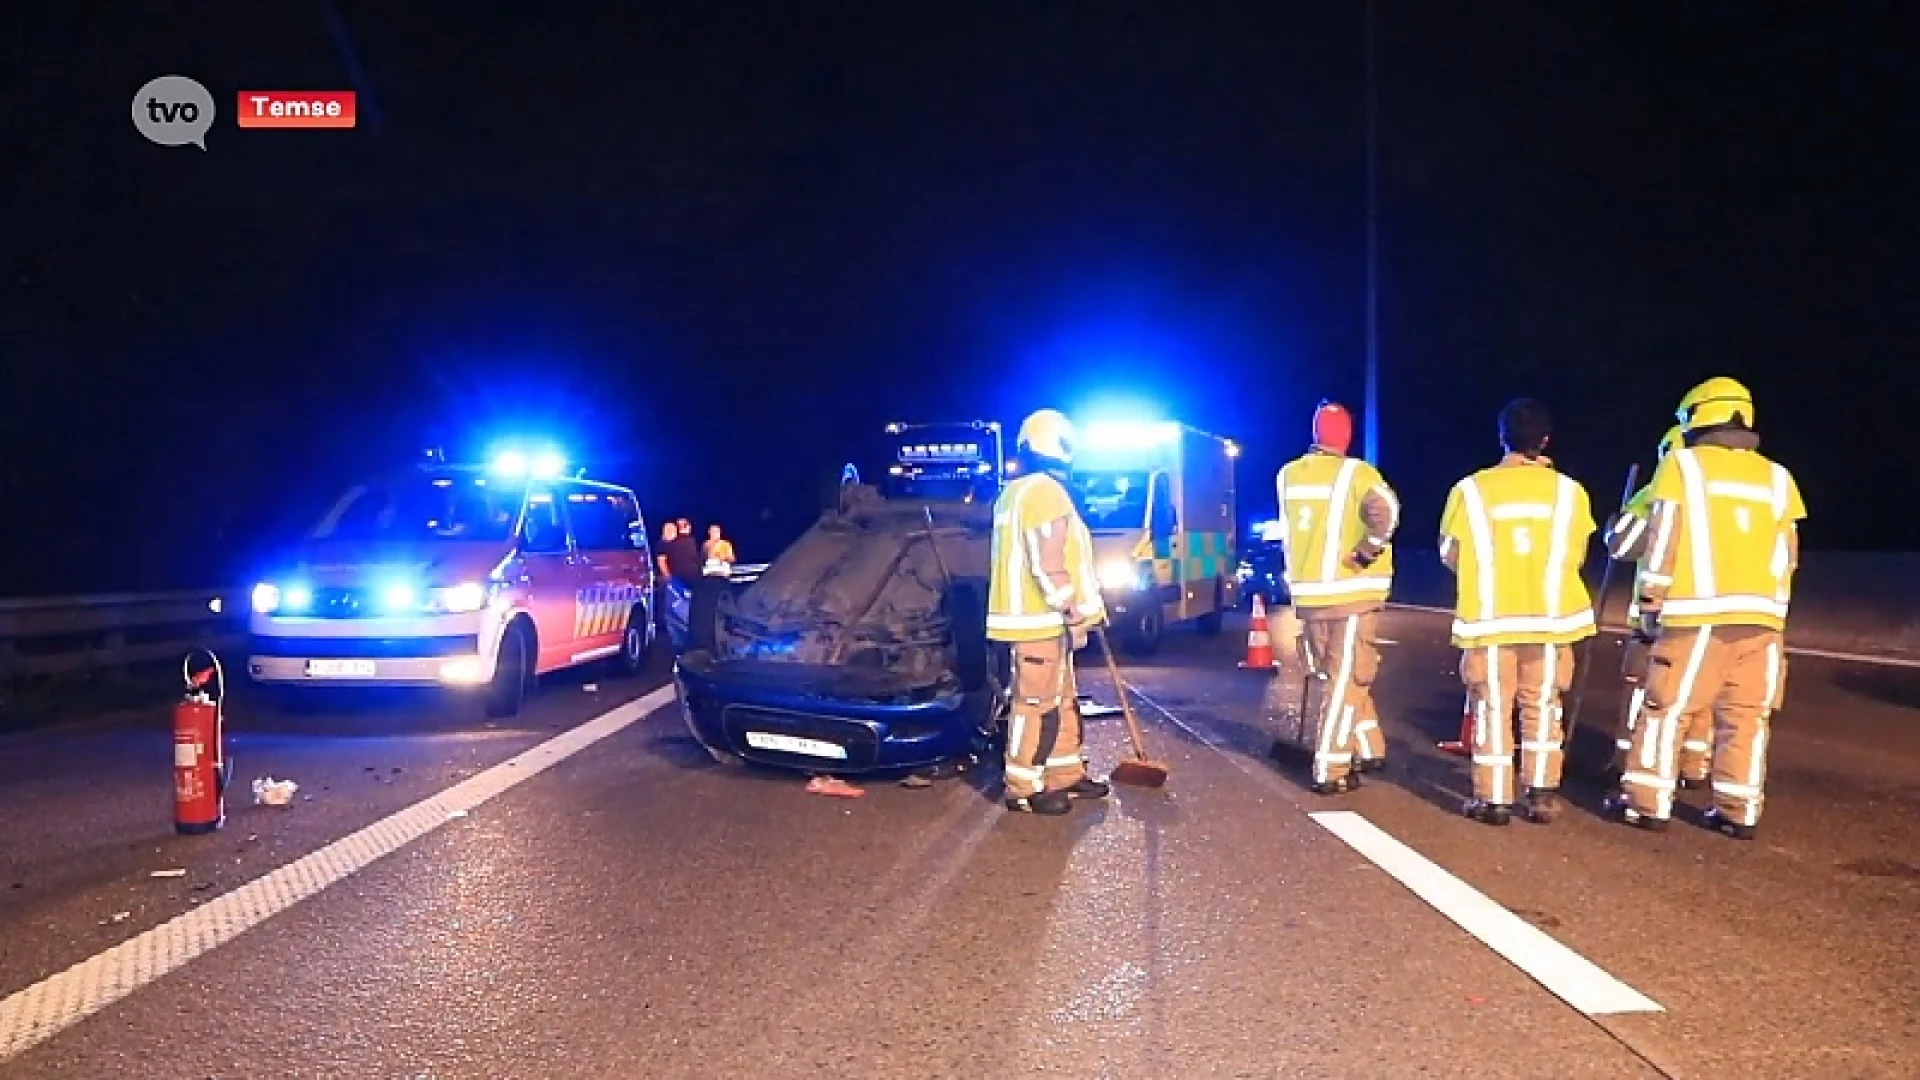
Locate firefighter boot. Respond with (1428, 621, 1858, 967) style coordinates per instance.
(1602, 792, 1669, 832)
(1461, 798, 1511, 826)
(1354, 756, 1386, 775)
(1066, 776, 1111, 800)
(1005, 790, 1073, 816)
(1310, 772, 1360, 797)
(1701, 807, 1755, 840)
(1522, 788, 1563, 825)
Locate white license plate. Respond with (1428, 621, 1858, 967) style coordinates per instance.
(306, 659, 377, 678)
(744, 731, 848, 760)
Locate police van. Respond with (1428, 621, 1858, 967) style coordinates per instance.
(247, 449, 656, 717)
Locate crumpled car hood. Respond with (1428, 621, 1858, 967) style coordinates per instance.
(694, 486, 992, 699)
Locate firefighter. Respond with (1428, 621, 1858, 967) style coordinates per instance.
(1274, 400, 1401, 794)
(1602, 424, 1712, 786)
(1607, 377, 1805, 838)
(986, 408, 1110, 815)
(1439, 399, 1598, 826)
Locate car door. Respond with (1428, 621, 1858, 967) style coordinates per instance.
(515, 484, 584, 673)
(562, 482, 649, 657)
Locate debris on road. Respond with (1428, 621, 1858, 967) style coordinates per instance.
(252, 777, 299, 806)
(149, 868, 186, 879)
(805, 775, 864, 798)
(447, 808, 470, 820)
(899, 774, 934, 789)
(104, 911, 130, 924)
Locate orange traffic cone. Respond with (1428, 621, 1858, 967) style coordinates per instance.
(1437, 695, 1472, 756)
(1239, 594, 1277, 669)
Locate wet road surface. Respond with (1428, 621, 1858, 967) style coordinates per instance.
(0, 610, 1914, 1077)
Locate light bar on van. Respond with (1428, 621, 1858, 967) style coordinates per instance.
(1080, 421, 1180, 451)
(489, 448, 567, 480)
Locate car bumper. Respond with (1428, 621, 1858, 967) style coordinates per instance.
(675, 662, 983, 774)
(247, 627, 497, 688)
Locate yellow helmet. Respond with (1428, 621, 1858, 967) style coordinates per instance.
(1656, 424, 1685, 460)
(1675, 376, 1754, 431)
(1015, 408, 1077, 464)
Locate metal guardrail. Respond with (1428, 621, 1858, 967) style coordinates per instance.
(0, 567, 775, 681)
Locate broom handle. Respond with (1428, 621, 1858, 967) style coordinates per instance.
(1095, 625, 1152, 761)
(1565, 461, 1641, 741)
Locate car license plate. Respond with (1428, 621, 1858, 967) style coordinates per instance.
(306, 659, 376, 678)
(744, 731, 847, 760)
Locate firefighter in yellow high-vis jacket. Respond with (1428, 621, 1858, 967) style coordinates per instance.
(1440, 399, 1598, 826)
(1601, 424, 1713, 785)
(985, 409, 1110, 816)
(1275, 400, 1401, 794)
(1607, 377, 1805, 838)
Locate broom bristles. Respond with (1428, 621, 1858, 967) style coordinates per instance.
(1111, 758, 1170, 788)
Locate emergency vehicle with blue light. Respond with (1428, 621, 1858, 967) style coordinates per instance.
(1067, 420, 1241, 654)
(246, 447, 656, 717)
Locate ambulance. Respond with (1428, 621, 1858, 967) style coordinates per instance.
(1069, 421, 1241, 655)
(247, 448, 656, 717)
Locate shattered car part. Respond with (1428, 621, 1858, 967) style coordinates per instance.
(676, 485, 1005, 775)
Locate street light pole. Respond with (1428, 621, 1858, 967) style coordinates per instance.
(1363, 0, 1380, 466)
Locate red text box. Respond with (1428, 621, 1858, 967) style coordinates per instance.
(236, 91, 357, 129)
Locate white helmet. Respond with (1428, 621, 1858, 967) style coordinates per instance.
(1016, 409, 1076, 465)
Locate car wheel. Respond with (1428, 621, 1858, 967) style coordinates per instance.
(484, 622, 532, 718)
(1195, 580, 1225, 637)
(611, 603, 652, 677)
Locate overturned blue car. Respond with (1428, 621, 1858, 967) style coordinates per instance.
(676, 429, 1007, 776)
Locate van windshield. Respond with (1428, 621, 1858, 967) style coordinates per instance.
(1075, 470, 1151, 532)
(310, 472, 526, 544)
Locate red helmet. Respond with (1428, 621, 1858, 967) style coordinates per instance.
(1312, 400, 1353, 454)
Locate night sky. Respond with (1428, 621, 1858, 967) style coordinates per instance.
(5, 3, 1914, 595)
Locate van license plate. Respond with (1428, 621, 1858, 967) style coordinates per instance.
(744, 732, 847, 759)
(307, 659, 377, 678)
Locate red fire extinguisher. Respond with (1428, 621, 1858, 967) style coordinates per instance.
(174, 649, 230, 835)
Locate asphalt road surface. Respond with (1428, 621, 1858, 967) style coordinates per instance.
(0, 610, 1915, 1078)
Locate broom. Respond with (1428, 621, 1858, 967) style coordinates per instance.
(1093, 625, 1171, 788)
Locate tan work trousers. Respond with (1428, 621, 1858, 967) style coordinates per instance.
(1300, 610, 1385, 784)
(1622, 626, 1786, 827)
(1615, 636, 1712, 780)
(1460, 643, 1575, 806)
(1003, 635, 1088, 799)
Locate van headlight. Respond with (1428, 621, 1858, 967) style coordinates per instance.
(431, 582, 491, 614)
(1098, 560, 1142, 591)
(251, 582, 281, 614)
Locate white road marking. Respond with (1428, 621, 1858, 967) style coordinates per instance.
(1390, 602, 1920, 669)
(0, 684, 676, 1065)
(1309, 810, 1664, 1017)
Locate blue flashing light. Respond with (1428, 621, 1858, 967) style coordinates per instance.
(489, 445, 567, 481)
(1081, 420, 1180, 452)
(381, 580, 419, 611)
(282, 584, 314, 612)
(490, 450, 529, 479)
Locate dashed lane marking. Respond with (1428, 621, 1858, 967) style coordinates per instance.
(1308, 810, 1664, 1017)
(0, 684, 677, 1065)
(1390, 602, 1920, 670)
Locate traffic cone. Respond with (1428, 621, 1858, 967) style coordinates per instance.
(1239, 594, 1277, 669)
(1437, 695, 1472, 756)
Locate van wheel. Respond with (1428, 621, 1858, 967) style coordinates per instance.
(1195, 580, 1225, 637)
(611, 603, 653, 677)
(1121, 608, 1164, 657)
(485, 622, 532, 718)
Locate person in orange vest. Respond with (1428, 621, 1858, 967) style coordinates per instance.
(1601, 423, 1712, 786)
(1606, 377, 1805, 838)
(1439, 399, 1597, 826)
(1274, 401, 1401, 795)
